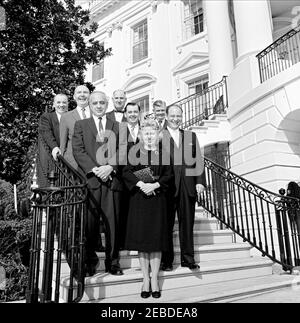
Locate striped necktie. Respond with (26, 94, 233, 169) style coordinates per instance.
(82, 107, 87, 119)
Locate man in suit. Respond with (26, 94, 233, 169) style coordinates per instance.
(37, 93, 69, 187)
(161, 104, 206, 271)
(60, 85, 91, 170)
(106, 89, 127, 123)
(153, 100, 167, 132)
(72, 91, 123, 276)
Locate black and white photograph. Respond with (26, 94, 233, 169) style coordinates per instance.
(1, 0, 300, 311)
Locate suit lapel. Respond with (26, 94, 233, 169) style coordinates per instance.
(88, 117, 98, 142)
(72, 109, 81, 122)
(105, 117, 115, 141)
(179, 129, 184, 149)
(51, 112, 60, 143)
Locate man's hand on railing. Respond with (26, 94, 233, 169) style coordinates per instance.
(52, 147, 61, 161)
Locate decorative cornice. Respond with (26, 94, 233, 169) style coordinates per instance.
(105, 21, 123, 37)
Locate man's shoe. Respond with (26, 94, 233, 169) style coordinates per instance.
(161, 264, 173, 272)
(181, 263, 200, 270)
(108, 267, 124, 276)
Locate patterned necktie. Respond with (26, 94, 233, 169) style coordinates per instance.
(98, 117, 104, 141)
(82, 107, 87, 119)
(158, 120, 163, 130)
(130, 124, 136, 142)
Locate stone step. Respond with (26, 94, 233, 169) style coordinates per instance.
(60, 257, 273, 302)
(174, 218, 219, 231)
(51, 242, 251, 275)
(200, 120, 220, 128)
(83, 272, 297, 304)
(173, 230, 234, 246)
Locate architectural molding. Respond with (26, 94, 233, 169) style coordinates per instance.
(172, 52, 209, 75)
(176, 32, 208, 54)
(123, 73, 157, 93)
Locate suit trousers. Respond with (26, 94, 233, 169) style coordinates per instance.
(86, 183, 121, 269)
(163, 184, 196, 266)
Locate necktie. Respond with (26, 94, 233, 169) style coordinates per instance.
(82, 108, 87, 119)
(98, 117, 104, 141)
(158, 120, 162, 130)
(130, 125, 136, 142)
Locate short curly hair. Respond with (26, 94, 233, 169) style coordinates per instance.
(140, 119, 159, 131)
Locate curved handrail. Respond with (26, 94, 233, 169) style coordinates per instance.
(199, 157, 300, 271)
(26, 136, 111, 303)
(168, 76, 228, 129)
(256, 24, 300, 82)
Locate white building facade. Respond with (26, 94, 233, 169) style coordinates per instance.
(81, 0, 300, 193)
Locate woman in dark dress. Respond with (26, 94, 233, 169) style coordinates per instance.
(122, 119, 173, 299)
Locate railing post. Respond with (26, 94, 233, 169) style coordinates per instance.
(222, 75, 229, 109)
(40, 171, 61, 303)
(276, 188, 293, 271)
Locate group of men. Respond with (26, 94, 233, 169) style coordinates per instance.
(38, 85, 206, 277)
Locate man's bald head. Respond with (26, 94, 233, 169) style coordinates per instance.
(112, 89, 127, 112)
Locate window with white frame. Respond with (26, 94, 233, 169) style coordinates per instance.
(188, 76, 209, 95)
(92, 61, 104, 82)
(92, 42, 104, 82)
(183, 0, 204, 40)
(132, 19, 148, 64)
(132, 95, 150, 113)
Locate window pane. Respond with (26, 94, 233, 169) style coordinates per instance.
(183, 0, 204, 40)
(132, 95, 149, 113)
(132, 20, 148, 63)
(92, 61, 104, 82)
(188, 76, 209, 95)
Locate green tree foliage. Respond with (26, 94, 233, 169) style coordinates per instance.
(0, 0, 111, 183)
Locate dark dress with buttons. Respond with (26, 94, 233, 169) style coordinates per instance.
(122, 144, 174, 252)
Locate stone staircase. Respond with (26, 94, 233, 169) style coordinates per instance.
(190, 114, 231, 147)
(57, 206, 282, 303)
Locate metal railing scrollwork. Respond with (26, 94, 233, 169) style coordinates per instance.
(257, 24, 300, 83)
(170, 76, 228, 129)
(199, 157, 300, 271)
(26, 137, 110, 303)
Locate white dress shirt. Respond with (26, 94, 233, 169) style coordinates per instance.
(77, 106, 91, 120)
(167, 126, 180, 147)
(55, 112, 62, 122)
(114, 111, 124, 123)
(92, 114, 107, 137)
(128, 123, 139, 142)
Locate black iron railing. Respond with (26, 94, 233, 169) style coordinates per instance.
(170, 76, 228, 129)
(199, 157, 300, 271)
(26, 134, 115, 303)
(257, 24, 300, 83)
(26, 139, 89, 303)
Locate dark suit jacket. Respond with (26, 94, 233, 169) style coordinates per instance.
(106, 110, 127, 123)
(60, 108, 83, 169)
(161, 128, 206, 198)
(72, 117, 123, 191)
(37, 112, 60, 186)
(118, 122, 140, 166)
(39, 112, 60, 149)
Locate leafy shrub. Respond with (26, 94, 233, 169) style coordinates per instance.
(0, 219, 32, 302)
(0, 180, 17, 221)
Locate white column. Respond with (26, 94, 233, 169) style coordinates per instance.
(204, 0, 234, 85)
(233, 0, 273, 62)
